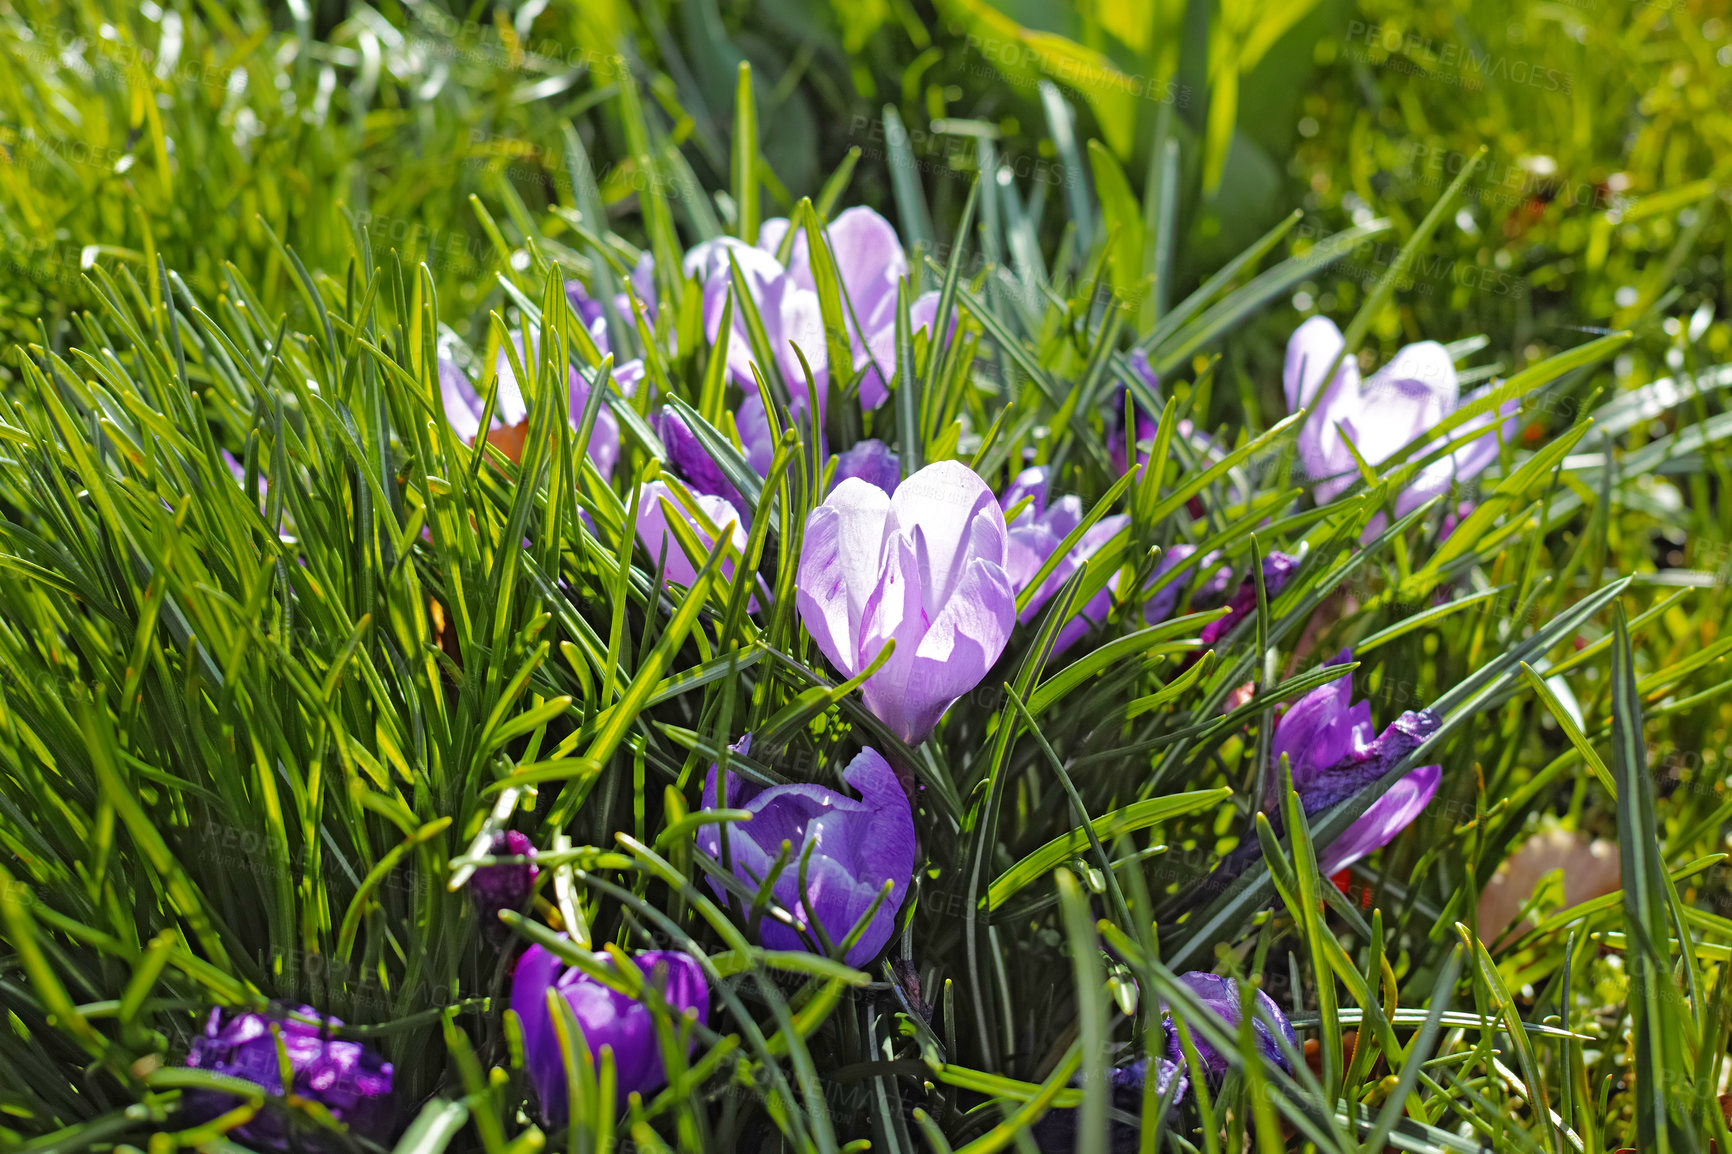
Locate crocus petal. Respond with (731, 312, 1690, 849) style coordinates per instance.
(1166, 972, 1297, 1080)
(569, 370, 621, 482)
(439, 357, 484, 442)
(828, 206, 907, 324)
(1284, 315, 1348, 413)
(796, 478, 895, 675)
(1318, 763, 1442, 875)
(889, 460, 1007, 613)
(833, 439, 901, 494)
(1000, 466, 1050, 524)
(1269, 655, 1358, 790)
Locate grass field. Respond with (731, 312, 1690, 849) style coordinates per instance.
(2, 2, 1731, 1153)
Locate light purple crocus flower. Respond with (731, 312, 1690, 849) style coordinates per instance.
(1001, 466, 1129, 655)
(832, 439, 900, 495)
(1268, 650, 1441, 876)
(698, 739, 915, 967)
(797, 460, 1016, 743)
(1285, 316, 1517, 517)
(510, 938, 708, 1122)
(1165, 972, 1297, 1080)
(760, 208, 944, 410)
(438, 338, 624, 480)
(685, 237, 828, 400)
(635, 480, 751, 597)
(179, 1006, 395, 1151)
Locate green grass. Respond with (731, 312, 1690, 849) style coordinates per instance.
(3, 2, 1732, 1153)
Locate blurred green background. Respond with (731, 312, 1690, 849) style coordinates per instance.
(0, 0, 1725, 414)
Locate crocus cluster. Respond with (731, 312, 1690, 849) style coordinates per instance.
(798, 460, 1016, 744)
(510, 938, 710, 1123)
(1268, 650, 1442, 875)
(1285, 316, 1517, 521)
(178, 1006, 395, 1151)
(697, 739, 915, 966)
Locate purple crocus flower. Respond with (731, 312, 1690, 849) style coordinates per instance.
(1107, 350, 1161, 476)
(635, 480, 751, 597)
(1030, 1056, 1189, 1152)
(1285, 316, 1517, 516)
(759, 209, 944, 410)
(1197, 552, 1301, 647)
(656, 407, 749, 519)
(1165, 972, 1297, 1080)
(685, 237, 828, 401)
(697, 740, 915, 967)
(832, 439, 900, 495)
(470, 831, 538, 932)
(1141, 545, 1233, 626)
(179, 1006, 395, 1150)
(438, 339, 624, 480)
(510, 938, 709, 1122)
(1269, 651, 1441, 875)
(566, 253, 659, 345)
(797, 460, 1016, 743)
(1001, 466, 1129, 656)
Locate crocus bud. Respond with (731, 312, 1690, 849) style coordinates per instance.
(1166, 972, 1296, 1080)
(797, 460, 1015, 743)
(510, 939, 709, 1123)
(470, 831, 538, 932)
(179, 1006, 395, 1151)
(697, 741, 915, 967)
(1030, 1056, 1189, 1152)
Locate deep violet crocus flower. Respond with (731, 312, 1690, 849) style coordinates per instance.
(656, 407, 749, 519)
(1285, 315, 1517, 516)
(1001, 466, 1129, 656)
(697, 739, 915, 967)
(1269, 651, 1442, 876)
(470, 831, 538, 933)
(832, 438, 900, 495)
(1165, 972, 1297, 1080)
(1029, 1057, 1190, 1152)
(1198, 551, 1302, 647)
(179, 1005, 395, 1150)
(797, 460, 1016, 743)
(511, 938, 709, 1122)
